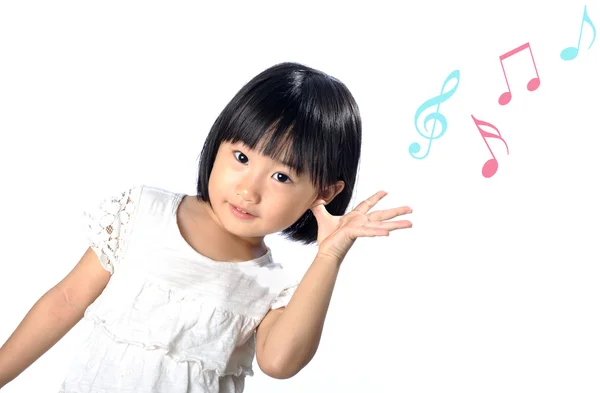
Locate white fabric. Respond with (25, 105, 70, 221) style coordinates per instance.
(58, 185, 299, 393)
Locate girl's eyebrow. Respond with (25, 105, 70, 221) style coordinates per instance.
(235, 141, 295, 170)
(269, 153, 301, 176)
(273, 155, 294, 169)
(232, 141, 304, 177)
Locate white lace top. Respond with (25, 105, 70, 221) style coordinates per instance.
(58, 185, 299, 393)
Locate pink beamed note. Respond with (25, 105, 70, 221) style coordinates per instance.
(498, 42, 541, 106)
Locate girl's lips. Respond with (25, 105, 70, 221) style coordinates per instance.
(229, 203, 256, 219)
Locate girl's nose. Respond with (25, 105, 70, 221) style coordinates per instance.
(235, 179, 260, 204)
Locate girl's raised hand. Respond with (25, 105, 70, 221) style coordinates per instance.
(310, 190, 413, 262)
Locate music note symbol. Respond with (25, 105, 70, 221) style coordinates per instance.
(471, 115, 509, 178)
(409, 70, 460, 159)
(560, 5, 597, 61)
(498, 42, 541, 106)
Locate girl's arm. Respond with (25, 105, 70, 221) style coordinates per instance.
(255, 253, 340, 379)
(256, 191, 411, 379)
(0, 247, 110, 388)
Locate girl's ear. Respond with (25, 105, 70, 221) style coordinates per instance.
(310, 181, 345, 209)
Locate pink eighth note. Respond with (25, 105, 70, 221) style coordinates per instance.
(471, 115, 510, 178)
(498, 42, 541, 105)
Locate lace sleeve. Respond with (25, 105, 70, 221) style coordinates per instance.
(82, 185, 143, 274)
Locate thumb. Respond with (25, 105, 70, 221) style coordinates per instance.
(310, 203, 330, 224)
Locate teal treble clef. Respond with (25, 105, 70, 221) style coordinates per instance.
(409, 70, 460, 159)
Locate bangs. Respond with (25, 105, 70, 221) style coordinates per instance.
(225, 121, 304, 174)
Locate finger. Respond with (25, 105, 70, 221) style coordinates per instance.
(350, 226, 390, 238)
(353, 190, 387, 215)
(363, 220, 412, 230)
(367, 206, 412, 222)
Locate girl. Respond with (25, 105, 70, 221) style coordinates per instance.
(0, 62, 412, 392)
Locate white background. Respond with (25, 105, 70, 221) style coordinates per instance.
(1, 1, 599, 392)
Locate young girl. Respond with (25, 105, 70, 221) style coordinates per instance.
(0, 62, 412, 392)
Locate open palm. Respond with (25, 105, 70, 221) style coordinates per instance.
(310, 190, 413, 261)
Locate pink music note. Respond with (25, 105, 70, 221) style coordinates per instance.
(471, 115, 509, 178)
(498, 42, 541, 106)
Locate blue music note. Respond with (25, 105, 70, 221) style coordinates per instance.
(409, 70, 460, 159)
(561, 5, 596, 61)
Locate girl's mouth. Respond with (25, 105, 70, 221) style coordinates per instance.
(229, 203, 256, 219)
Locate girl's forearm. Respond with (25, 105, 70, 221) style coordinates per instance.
(0, 286, 84, 388)
(263, 253, 342, 377)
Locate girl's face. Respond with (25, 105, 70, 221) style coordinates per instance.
(206, 140, 340, 244)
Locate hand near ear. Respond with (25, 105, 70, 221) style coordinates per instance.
(310, 191, 413, 262)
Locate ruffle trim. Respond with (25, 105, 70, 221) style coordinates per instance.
(85, 314, 254, 378)
(270, 279, 300, 309)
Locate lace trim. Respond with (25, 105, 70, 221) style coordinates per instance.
(82, 186, 139, 274)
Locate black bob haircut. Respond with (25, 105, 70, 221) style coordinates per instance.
(195, 62, 362, 245)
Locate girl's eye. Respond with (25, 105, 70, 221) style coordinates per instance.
(234, 151, 291, 183)
(272, 173, 291, 183)
(233, 151, 248, 164)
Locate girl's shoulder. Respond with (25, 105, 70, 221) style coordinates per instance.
(80, 184, 186, 273)
(128, 184, 186, 214)
(137, 184, 180, 200)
